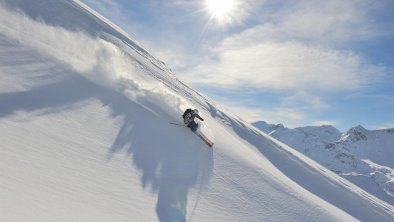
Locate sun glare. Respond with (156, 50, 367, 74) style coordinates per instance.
(205, 0, 238, 25)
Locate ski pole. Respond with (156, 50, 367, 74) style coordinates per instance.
(170, 122, 186, 127)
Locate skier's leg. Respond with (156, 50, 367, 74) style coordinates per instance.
(189, 121, 198, 132)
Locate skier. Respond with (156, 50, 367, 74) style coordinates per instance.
(182, 108, 204, 132)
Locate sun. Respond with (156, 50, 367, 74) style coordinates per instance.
(204, 0, 238, 25)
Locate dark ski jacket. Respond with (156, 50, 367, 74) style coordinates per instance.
(183, 109, 204, 125)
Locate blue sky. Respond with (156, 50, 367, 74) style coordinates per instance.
(81, 0, 394, 131)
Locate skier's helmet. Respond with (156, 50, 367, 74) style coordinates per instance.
(193, 109, 199, 114)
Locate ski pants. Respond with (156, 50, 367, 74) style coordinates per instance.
(188, 121, 198, 132)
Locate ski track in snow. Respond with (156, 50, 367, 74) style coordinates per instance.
(0, 0, 394, 221)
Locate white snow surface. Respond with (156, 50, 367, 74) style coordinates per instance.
(0, 1, 394, 221)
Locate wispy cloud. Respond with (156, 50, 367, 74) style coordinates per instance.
(218, 96, 341, 127)
(281, 91, 330, 110)
(180, 0, 389, 92)
(372, 123, 394, 130)
(183, 41, 385, 92)
(260, 0, 381, 44)
(215, 97, 308, 127)
(176, 0, 391, 127)
(311, 120, 338, 127)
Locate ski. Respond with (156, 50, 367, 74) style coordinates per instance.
(199, 134, 214, 148)
(170, 122, 214, 148)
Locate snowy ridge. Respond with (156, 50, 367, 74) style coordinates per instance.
(1, 0, 394, 221)
(332, 126, 394, 203)
(254, 121, 342, 154)
(253, 121, 394, 206)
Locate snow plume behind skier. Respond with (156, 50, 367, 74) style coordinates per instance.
(183, 108, 204, 132)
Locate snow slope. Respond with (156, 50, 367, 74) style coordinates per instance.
(253, 121, 394, 206)
(1, 0, 394, 221)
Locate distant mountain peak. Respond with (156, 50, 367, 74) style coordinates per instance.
(252, 121, 284, 134)
(342, 125, 368, 142)
(272, 123, 285, 130)
(349, 125, 367, 132)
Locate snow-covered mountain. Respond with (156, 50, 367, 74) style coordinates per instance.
(253, 121, 342, 154)
(253, 121, 394, 206)
(1, 0, 394, 221)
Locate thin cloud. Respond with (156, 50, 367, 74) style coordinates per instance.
(215, 98, 308, 127)
(372, 123, 394, 130)
(270, 0, 377, 44)
(281, 91, 330, 110)
(183, 41, 385, 92)
(181, 0, 388, 92)
(311, 120, 338, 127)
(219, 99, 339, 128)
(253, 0, 391, 45)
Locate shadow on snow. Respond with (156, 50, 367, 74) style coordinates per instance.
(0, 73, 213, 222)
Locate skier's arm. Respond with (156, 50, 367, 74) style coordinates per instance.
(196, 114, 204, 121)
